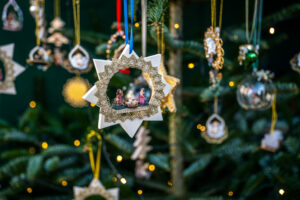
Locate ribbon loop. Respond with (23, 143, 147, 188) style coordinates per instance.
(87, 130, 102, 179)
(123, 0, 134, 53)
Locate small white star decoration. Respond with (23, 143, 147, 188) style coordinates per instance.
(0, 43, 25, 95)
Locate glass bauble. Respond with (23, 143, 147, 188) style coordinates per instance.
(237, 72, 275, 110)
(245, 51, 258, 66)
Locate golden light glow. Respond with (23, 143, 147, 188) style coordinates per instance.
(233, 34, 238, 40)
(27, 187, 32, 194)
(137, 189, 143, 195)
(29, 101, 36, 108)
(41, 142, 48, 149)
(228, 191, 234, 196)
(200, 126, 206, 132)
(278, 189, 285, 195)
(188, 63, 195, 69)
(62, 77, 89, 108)
(28, 146, 36, 154)
(174, 23, 180, 29)
(120, 177, 127, 184)
(90, 103, 95, 107)
(229, 81, 235, 87)
(269, 27, 275, 35)
(197, 124, 202, 130)
(167, 181, 173, 186)
(135, 22, 140, 28)
(112, 176, 117, 182)
(148, 164, 156, 172)
(116, 155, 123, 163)
(74, 140, 80, 147)
(61, 180, 68, 187)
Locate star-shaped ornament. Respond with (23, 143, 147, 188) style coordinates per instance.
(0, 44, 25, 95)
(73, 178, 119, 200)
(159, 61, 180, 113)
(83, 45, 172, 137)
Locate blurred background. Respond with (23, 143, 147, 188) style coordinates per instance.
(0, 0, 300, 199)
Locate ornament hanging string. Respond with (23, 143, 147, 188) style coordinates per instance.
(54, 0, 60, 18)
(34, 0, 44, 46)
(211, 0, 223, 30)
(87, 130, 102, 179)
(270, 90, 277, 135)
(72, 0, 80, 45)
(117, 0, 122, 32)
(214, 96, 218, 114)
(245, 0, 258, 44)
(123, 0, 134, 53)
(141, 0, 147, 57)
(252, 0, 263, 71)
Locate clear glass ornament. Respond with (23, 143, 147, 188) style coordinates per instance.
(237, 71, 275, 110)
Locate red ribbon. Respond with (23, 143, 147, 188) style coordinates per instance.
(117, 0, 121, 32)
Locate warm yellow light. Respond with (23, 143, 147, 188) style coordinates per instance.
(188, 63, 195, 69)
(116, 155, 123, 162)
(278, 189, 285, 195)
(174, 23, 180, 29)
(135, 22, 140, 28)
(112, 176, 117, 182)
(106, 49, 110, 54)
(228, 191, 234, 196)
(61, 180, 68, 187)
(74, 140, 80, 147)
(197, 124, 202, 130)
(137, 189, 143, 195)
(167, 181, 173, 186)
(28, 146, 36, 154)
(148, 164, 156, 172)
(269, 27, 275, 34)
(29, 101, 36, 108)
(229, 81, 235, 87)
(90, 103, 95, 107)
(27, 187, 32, 194)
(200, 126, 206, 132)
(120, 177, 127, 184)
(41, 142, 48, 149)
(233, 34, 238, 40)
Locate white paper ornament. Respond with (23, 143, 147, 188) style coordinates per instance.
(83, 45, 172, 137)
(261, 129, 283, 152)
(0, 43, 25, 95)
(73, 178, 119, 200)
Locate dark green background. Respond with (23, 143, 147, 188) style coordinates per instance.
(0, 0, 299, 124)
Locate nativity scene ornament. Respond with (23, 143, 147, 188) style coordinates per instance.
(2, 0, 23, 31)
(0, 43, 25, 95)
(83, 45, 172, 137)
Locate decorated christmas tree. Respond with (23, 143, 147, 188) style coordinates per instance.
(0, 0, 300, 199)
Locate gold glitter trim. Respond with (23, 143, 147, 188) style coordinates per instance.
(201, 126, 228, 144)
(95, 55, 165, 123)
(75, 187, 115, 200)
(0, 48, 15, 90)
(63, 60, 93, 75)
(204, 26, 224, 71)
